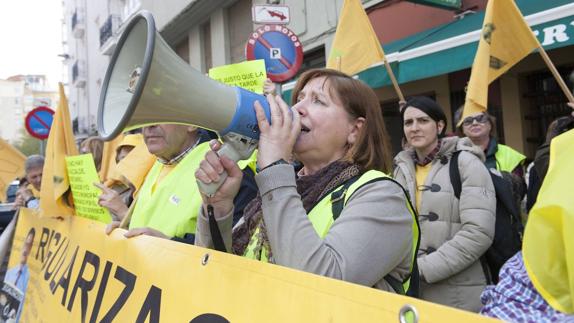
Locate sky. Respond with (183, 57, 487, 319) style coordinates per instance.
(0, 0, 63, 90)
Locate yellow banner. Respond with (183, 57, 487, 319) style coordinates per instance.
(0, 138, 26, 202)
(66, 154, 112, 223)
(209, 60, 267, 94)
(7, 209, 497, 322)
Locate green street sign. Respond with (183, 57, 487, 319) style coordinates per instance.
(407, 0, 462, 10)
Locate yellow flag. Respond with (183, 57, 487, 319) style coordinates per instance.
(326, 0, 385, 76)
(39, 83, 79, 216)
(105, 134, 155, 194)
(460, 0, 540, 124)
(0, 138, 26, 201)
(523, 129, 574, 314)
(99, 133, 124, 181)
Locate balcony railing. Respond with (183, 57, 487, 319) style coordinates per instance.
(100, 16, 113, 47)
(72, 61, 79, 83)
(72, 61, 86, 88)
(100, 15, 122, 55)
(71, 11, 78, 30)
(71, 9, 85, 38)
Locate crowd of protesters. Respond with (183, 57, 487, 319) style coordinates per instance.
(8, 69, 574, 322)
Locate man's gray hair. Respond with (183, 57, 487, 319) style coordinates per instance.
(25, 155, 45, 173)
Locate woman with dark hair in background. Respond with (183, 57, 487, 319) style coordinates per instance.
(394, 96, 495, 311)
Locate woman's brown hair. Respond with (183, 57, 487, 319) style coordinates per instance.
(291, 68, 393, 173)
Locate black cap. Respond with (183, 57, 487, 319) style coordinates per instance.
(401, 96, 448, 137)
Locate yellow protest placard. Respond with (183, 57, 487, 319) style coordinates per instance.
(209, 59, 267, 93)
(66, 154, 112, 223)
(11, 208, 497, 322)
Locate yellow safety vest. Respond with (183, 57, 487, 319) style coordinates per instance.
(244, 170, 420, 294)
(131, 142, 256, 238)
(495, 144, 525, 173)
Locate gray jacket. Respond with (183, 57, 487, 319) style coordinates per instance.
(393, 136, 495, 312)
(196, 164, 414, 293)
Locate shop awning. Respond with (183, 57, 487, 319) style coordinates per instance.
(282, 0, 574, 101)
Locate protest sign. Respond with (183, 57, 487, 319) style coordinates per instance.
(8, 208, 496, 322)
(209, 60, 267, 93)
(66, 154, 112, 223)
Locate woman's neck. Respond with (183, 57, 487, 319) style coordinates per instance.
(471, 135, 490, 151)
(299, 155, 345, 176)
(414, 139, 438, 162)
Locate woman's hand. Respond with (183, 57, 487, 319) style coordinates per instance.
(254, 94, 301, 170)
(195, 140, 243, 217)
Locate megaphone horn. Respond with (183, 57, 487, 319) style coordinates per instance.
(98, 10, 272, 196)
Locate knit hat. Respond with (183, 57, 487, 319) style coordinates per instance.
(401, 96, 448, 137)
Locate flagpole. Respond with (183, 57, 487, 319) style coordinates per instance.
(537, 46, 574, 103)
(383, 59, 405, 102)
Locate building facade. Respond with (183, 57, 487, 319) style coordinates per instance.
(359, 0, 574, 158)
(0, 75, 58, 143)
(62, 0, 574, 159)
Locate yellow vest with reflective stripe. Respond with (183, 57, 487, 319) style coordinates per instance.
(131, 142, 257, 238)
(495, 144, 525, 173)
(244, 170, 419, 293)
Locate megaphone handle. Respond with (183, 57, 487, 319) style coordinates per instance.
(197, 140, 245, 197)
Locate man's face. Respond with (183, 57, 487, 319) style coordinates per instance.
(142, 125, 196, 160)
(26, 167, 43, 191)
(20, 233, 34, 265)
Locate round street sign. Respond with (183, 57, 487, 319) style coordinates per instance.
(25, 106, 55, 140)
(246, 25, 303, 83)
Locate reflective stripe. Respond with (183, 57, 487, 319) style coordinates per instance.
(131, 142, 256, 239)
(244, 170, 419, 294)
(130, 142, 211, 238)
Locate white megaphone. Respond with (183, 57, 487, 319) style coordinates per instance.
(98, 11, 272, 196)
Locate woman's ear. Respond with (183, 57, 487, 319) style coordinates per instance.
(186, 125, 198, 133)
(347, 117, 366, 145)
(437, 120, 445, 135)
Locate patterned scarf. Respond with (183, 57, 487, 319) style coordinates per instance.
(232, 160, 361, 262)
(412, 139, 442, 166)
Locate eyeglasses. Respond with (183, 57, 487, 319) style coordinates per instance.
(462, 114, 488, 126)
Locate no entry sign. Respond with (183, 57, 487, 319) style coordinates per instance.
(246, 25, 303, 83)
(25, 106, 54, 140)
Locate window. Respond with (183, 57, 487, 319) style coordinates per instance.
(202, 23, 212, 72)
(228, 0, 252, 63)
(523, 66, 573, 155)
(293, 46, 326, 80)
(176, 37, 190, 63)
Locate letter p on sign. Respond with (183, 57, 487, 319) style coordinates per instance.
(270, 48, 281, 59)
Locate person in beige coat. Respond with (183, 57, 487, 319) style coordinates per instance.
(393, 96, 495, 312)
